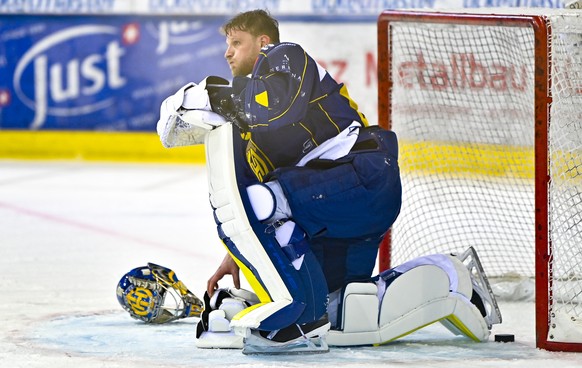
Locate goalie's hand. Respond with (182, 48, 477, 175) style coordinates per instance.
(207, 254, 241, 296)
(207, 78, 251, 133)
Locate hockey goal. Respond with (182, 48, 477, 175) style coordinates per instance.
(377, 8, 582, 351)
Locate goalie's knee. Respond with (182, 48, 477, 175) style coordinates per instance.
(246, 181, 291, 223)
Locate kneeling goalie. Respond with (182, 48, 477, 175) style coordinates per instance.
(116, 9, 501, 354)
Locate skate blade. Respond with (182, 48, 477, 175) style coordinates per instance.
(242, 334, 329, 355)
(242, 323, 330, 355)
(458, 246, 502, 327)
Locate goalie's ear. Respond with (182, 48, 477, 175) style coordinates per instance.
(258, 34, 270, 48)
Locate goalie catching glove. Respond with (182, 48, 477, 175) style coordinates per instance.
(157, 76, 230, 147)
(116, 263, 203, 323)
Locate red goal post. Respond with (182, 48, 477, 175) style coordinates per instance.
(377, 9, 582, 352)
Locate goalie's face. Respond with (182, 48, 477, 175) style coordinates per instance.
(224, 29, 269, 77)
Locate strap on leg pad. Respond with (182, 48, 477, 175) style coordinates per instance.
(274, 220, 310, 270)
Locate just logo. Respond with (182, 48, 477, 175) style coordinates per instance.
(154, 20, 213, 54)
(13, 25, 127, 129)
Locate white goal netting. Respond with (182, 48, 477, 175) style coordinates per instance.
(547, 16, 582, 343)
(381, 9, 582, 346)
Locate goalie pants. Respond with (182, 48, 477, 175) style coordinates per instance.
(268, 127, 402, 292)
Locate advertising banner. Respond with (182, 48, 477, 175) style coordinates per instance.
(0, 15, 231, 130)
(279, 21, 378, 125)
(0, 0, 567, 14)
(0, 0, 568, 132)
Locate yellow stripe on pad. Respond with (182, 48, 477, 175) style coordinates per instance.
(224, 244, 272, 304)
(444, 314, 481, 342)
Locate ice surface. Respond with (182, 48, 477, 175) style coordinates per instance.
(1, 161, 582, 368)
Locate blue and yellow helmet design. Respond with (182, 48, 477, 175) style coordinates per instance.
(116, 263, 204, 323)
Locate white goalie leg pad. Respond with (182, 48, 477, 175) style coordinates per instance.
(217, 288, 260, 321)
(196, 327, 244, 349)
(196, 288, 259, 349)
(208, 309, 231, 332)
(196, 305, 244, 349)
(197, 309, 243, 349)
(453, 247, 502, 329)
(446, 255, 474, 299)
(387, 261, 489, 342)
(205, 123, 295, 332)
(389, 254, 473, 299)
(338, 283, 379, 334)
(327, 264, 490, 346)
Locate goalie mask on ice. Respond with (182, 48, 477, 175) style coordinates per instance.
(116, 263, 203, 323)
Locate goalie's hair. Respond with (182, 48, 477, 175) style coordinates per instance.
(222, 9, 280, 44)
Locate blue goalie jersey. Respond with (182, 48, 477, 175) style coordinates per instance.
(205, 42, 402, 294)
(239, 42, 369, 181)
